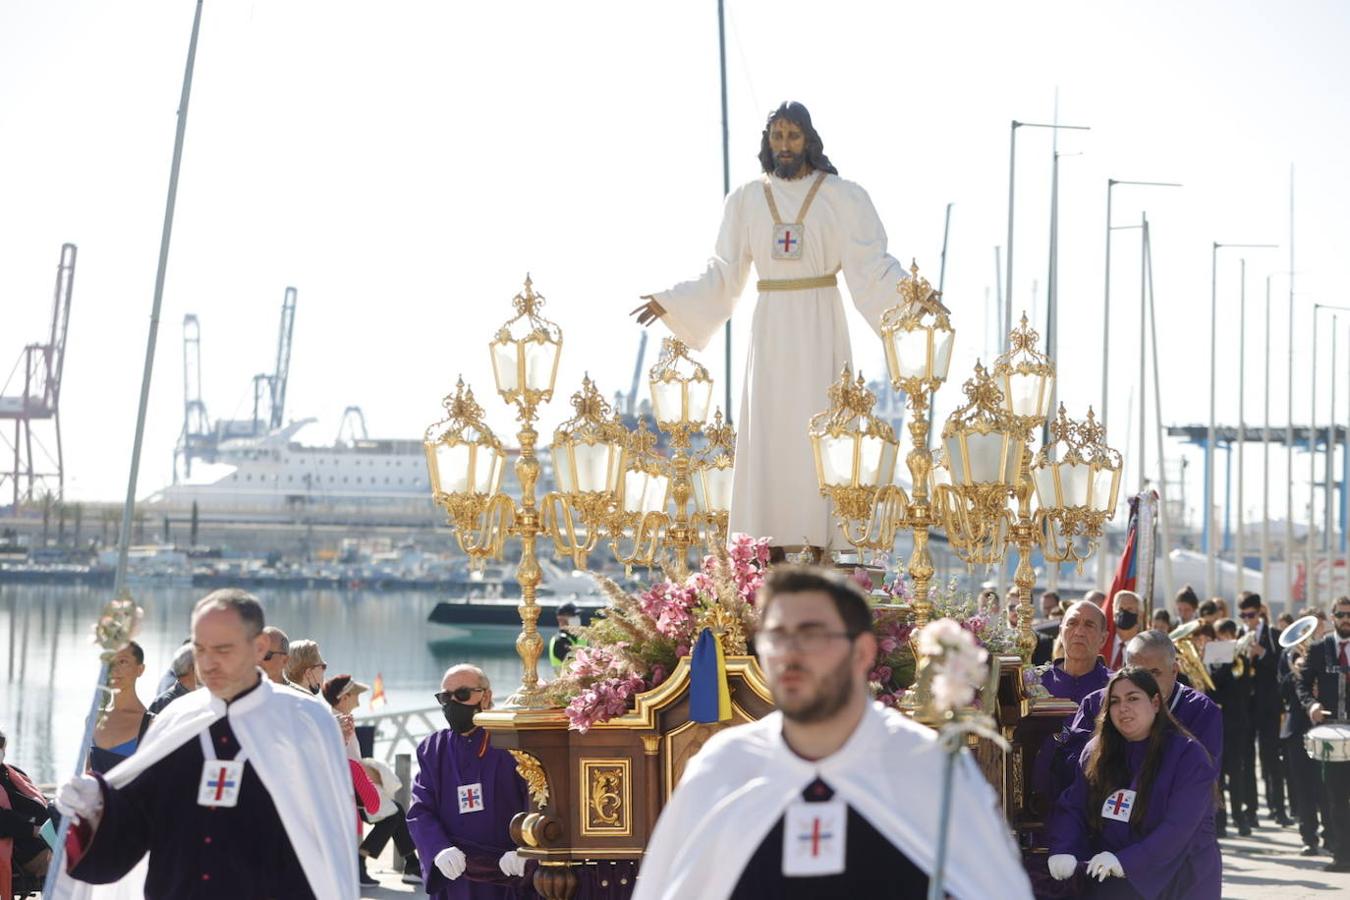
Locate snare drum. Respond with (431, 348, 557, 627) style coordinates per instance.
(1305, 723, 1350, 763)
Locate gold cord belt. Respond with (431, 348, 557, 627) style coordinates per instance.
(758, 270, 839, 292)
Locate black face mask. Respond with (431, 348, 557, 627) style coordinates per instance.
(308, 683, 321, 696)
(442, 701, 481, 734)
(1114, 610, 1139, 630)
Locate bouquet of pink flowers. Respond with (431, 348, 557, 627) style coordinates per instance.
(547, 535, 771, 731)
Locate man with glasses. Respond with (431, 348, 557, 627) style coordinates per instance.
(406, 664, 533, 897)
(148, 644, 197, 715)
(1296, 595, 1350, 872)
(1238, 593, 1290, 828)
(634, 567, 1030, 900)
(259, 626, 292, 686)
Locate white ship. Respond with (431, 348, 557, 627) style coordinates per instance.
(146, 419, 438, 516)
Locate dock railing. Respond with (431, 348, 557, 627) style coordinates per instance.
(357, 706, 443, 763)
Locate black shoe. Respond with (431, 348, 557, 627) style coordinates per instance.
(1216, 828, 1229, 839)
(1238, 825, 1252, 837)
(1274, 814, 1294, 827)
(1300, 845, 1320, 857)
(357, 858, 379, 887)
(1324, 861, 1350, 873)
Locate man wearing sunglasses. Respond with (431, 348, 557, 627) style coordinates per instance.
(259, 626, 292, 686)
(1296, 595, 1350, 872)
(1238, 592, 1290, 828)
(635, 567, 1031, 900)
(406, 664, 533, 897)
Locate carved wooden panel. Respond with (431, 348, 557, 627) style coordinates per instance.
(662, 701, 755, 799)
(579, 758, 631, 838)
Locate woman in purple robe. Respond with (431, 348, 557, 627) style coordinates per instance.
(1046, 667, 1221, 899)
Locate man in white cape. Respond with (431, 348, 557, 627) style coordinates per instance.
(633, 568, 1031, 900)
(50, 589, 358, 900)
(632, 101, 911, 555)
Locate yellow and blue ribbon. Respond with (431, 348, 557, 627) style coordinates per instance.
(689, 627, 732, 723)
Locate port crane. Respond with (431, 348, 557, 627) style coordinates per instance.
(0, 243, 77, 505)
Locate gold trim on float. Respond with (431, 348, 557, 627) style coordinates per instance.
(522, 848, 646, 860)
(590, 656, 771, 729)
(476, 707, 570, 730)
(580, 758, 632, 837)
(509, 749, 550, 809)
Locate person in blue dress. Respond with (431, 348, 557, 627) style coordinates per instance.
(1046, 667, 1221, 899)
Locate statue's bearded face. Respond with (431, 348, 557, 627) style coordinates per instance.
(768, 117, 808, 179)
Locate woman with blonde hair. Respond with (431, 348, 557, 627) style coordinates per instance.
(283, 639, 327, 695)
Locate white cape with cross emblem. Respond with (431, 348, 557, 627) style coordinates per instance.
(633, 702, 1031, 900)
(49, 675, 359, 900)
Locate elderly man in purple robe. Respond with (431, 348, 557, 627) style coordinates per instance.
(1034, 601, 1113, 805)
(407, 665, 535, 899)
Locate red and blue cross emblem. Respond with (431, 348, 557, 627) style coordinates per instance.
(1109, 790, 1131, 815)
(208, 767, 237, 801)
(797, 816, 834, 857)
(777, 230, 797, 254)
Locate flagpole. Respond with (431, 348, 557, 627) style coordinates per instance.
(717, 0, 733, 423)
(44, 2, 206, 893)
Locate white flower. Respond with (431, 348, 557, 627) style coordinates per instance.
(916, 618, 966, 656)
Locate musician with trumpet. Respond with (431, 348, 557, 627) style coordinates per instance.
(1279, 611, 1329, 857)
(1209, 618, 1255, 837)
(1295, 595, 1350, 873)
(1238, 593, 1292, 828)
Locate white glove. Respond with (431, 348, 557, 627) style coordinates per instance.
(498, 849, 527, 877)
(55, 774, 103, 819)
(1086, 850, 1123, 882)
(434, 846, 467, 881)
(1047, 854, 1077, 880)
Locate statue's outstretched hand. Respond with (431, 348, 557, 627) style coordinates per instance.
(630, 296, 665, 326)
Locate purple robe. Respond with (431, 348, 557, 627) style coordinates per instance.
(1043, 660, 1112, 704)
(1046, 732, 1222, 899)
(407, 726, 534, 899)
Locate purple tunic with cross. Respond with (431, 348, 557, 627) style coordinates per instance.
(407, 726, 536, 899)
(1046, 732, 1222, 899)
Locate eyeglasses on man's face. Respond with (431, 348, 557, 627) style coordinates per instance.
(263, 650, 289, 661)
(1333, 610, 1350, 620)
(435, 686, 486, 705)
(754, 627, 857, 655)
(1240, 611, 1260, 620)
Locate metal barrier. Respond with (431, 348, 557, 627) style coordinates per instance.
(356, 706, 442, 763)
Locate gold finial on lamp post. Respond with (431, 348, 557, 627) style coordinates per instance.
(1032, 404, 1123, 571)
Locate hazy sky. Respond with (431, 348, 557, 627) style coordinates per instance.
(3, 0, 1349, 538)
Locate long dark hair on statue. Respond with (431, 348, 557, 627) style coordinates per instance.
(758, 101, 838, 177)
(1084, 667, 1203, 834)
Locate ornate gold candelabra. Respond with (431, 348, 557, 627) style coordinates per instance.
(425, 277, 562, 709)
(543, 337, 733, 579)
(813, 264, 1124, 660)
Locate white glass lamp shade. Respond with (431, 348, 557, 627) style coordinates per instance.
(620, 467, 670, 515)
(887, 322, 955, 384)
(693, 463, 735, 514)
(945, 430, 1021, 488)
(1001, 370, 1055, 422)
(650, 375, 714, 428)
(555, 439, 624, 495)
(425, 437, 503, 497)
(1090, 464, 1122, 515)
(491, 334, 561, 398)
(813, 432, 898, 489)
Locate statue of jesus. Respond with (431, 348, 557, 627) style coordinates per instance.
(631, 101, 910, 556)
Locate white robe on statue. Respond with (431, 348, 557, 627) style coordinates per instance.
(632, 702, 1031, 900)
(655, 171, 909, 549)
(50, 674, 359, 900)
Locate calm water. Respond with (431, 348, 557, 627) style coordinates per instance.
(0, 583, 527, 784)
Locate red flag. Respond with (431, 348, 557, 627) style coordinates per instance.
(1103, 495, 1141, 664)
(369, 672, 387, 710)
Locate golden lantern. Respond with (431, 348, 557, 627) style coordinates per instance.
(648, 338, 714, 442)
(616, 418, 671, 519)
(1032, 404, 1123, 569)
(992, 312, 1056, 434)
(489, 276, 562, 418)
(424, 378, 506, 500)
(809, 365, 900, 525)
(545, 377, 628, 568)
(939, 362, 1023, 492)
(880, 260, 955, 399)
(691, 407, 736, 539)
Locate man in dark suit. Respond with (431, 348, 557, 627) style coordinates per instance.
(1280, 612, 1328, 855)
(1296, 596, 1350, 872)
(1239, 592, 1289, 827)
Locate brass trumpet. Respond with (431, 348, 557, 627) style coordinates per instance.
(1169, 619, 1216, 693)
(1233, 629, 1257, 679)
